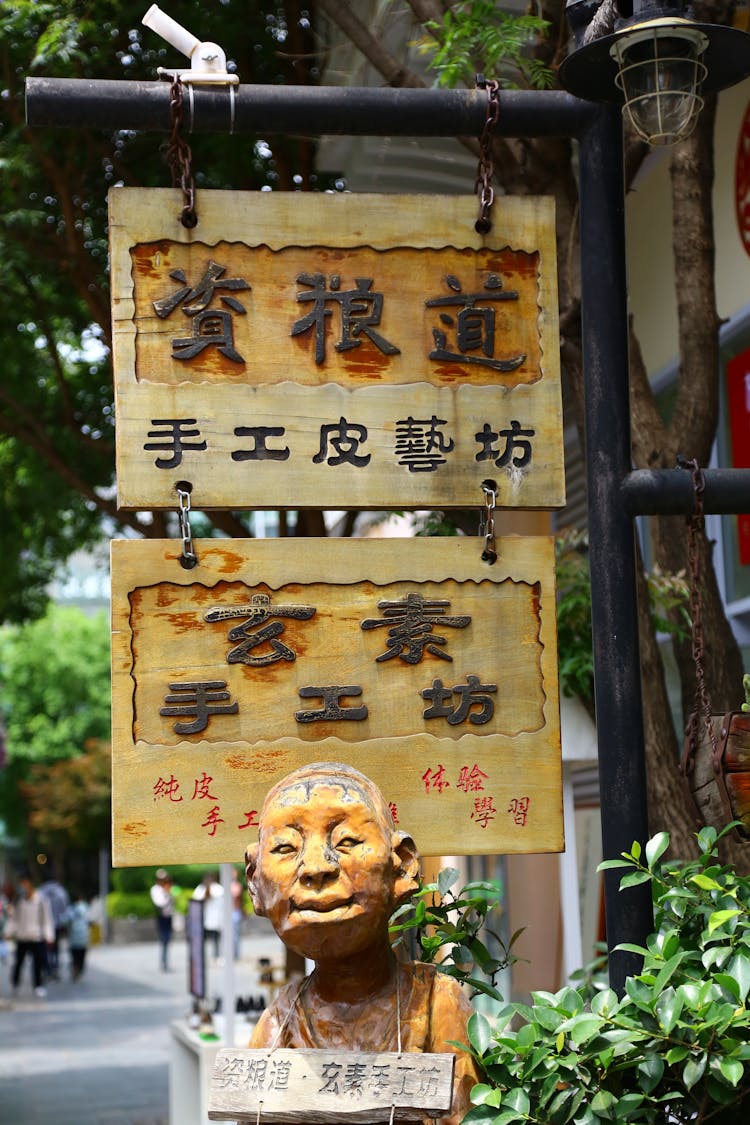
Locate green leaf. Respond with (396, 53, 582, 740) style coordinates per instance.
(557, 1013, 605, 1045)
(728, 953, 750, 1002)
(645, 831, 670, 869)
(619, 870, 652, 890)
(637, 1053, 664, 1094)
(591, 1088, 617, 1115)
(468, 1011, 493, 1055)
(463, 1105, 506, 1125)
(683, 1052, 707, 1091)
(438, 866, 460, 895)
(708, 909, 741, 935)
(656, 987, 684, 1033)
(691, 873, 722, 891)
(718, 1057, 744, 1086)
(715, 972, 741, 1002)
(504, 1088, 530, 1116)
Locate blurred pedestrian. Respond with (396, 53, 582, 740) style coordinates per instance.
(192, 872, 224, 961)
(230, 868, 246, 960)
(39, 867, 70, 981)
(66, 890, 90, 981)
(150, 868, 174, 971)
(10, 872, 54, 998)
(0, 887, 10, 990)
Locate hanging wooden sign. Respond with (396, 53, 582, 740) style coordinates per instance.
(208, 1048, 455, 1123)
(109, 189, 564, 512)
(111, 536, 562, 865)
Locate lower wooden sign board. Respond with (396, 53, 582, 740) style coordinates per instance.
(111, 536, 562, 865)
(207, 1048, 454, 1123)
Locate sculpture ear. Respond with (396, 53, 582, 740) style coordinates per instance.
(392, 832, 421, 906)
(244, 842, 266, 916)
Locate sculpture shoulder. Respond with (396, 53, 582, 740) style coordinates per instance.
(407, 961, 473, 1012)
(248, 978, 304, 1048)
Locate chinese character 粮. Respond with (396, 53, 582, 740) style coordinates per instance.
(143, 418, 207, 469)
(394, 415, 454, 473)
(159, 680, 239, 734)
(421, 675, 497, 725)
(153, 259, 250, 363)
(475, 420, 535, 468)
(295, 686, 368, 723)
(204, 593, 316, 667)
(426, 273, 525, 372)
(291, 273, 400, 365)
(361, 592, 470, 664)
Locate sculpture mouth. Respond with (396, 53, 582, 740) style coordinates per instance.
(291, 896, 355, 918)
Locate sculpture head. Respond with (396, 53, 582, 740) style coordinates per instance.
(245, 762, 420, 961)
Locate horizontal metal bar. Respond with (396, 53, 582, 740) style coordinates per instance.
(623, 468, 750, 515)
(25, 78, 594, 138)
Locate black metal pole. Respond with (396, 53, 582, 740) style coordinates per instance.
(577, 104, 653, 994)
(24, 77, 592, 138)
(624, 468, 750, 515)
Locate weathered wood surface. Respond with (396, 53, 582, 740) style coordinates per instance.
(686, 712, 750, 836)
(207, 1048, 454, 1123)
(109, 188, 564, 511)
(111, 536, 562, 864)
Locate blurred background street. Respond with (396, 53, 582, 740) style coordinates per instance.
(0, 923, 281, 1125)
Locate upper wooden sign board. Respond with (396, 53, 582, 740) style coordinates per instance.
(110, 536, 562, 866)
(109, 189, 564, 511)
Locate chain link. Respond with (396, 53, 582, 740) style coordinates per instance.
(176, 482, 198, 569)
(167, 76, 198, 229)
(682, 457, 717, 763)
(479, 479, 498, 564)
(474, 76, 500, 235)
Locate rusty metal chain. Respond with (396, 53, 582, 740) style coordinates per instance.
(167, 76, 198, 229)
(479, 479, 498, 564)
(474, 76, 500, 235)
(681, 457, 717, 768)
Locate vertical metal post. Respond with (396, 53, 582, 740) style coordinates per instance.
(577, 104, 653, 993)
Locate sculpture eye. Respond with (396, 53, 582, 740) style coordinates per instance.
(335, 836, 360, 851)
(271, 841, 297, 855)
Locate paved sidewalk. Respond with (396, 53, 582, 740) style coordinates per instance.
(0, 921, 282, 1125)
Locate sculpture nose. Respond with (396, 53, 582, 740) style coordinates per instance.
(299, 837, 339, 885)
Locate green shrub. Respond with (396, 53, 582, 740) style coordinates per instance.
(106, 891, 155, 919)
(396, 826, 750, 1124)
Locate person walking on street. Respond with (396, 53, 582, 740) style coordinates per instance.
(39, 869, 70, 981)
(150, 869, 174, 972)
(192, 873, 224, 961)
(66, 891, 90, 981)
(10, 873, 54, 998)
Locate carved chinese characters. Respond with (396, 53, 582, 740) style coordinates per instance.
(109, 190, 563, 511)
(110, 536, 561, 864)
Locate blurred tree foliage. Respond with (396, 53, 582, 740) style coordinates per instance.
(0, 0, 327, 623)
(0, 605, 110, 846)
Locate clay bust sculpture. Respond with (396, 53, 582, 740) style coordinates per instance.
(245, 761, 480, 1125)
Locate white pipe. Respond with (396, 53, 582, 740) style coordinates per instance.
(142, 5, 200, 60)
(220, 863, 235, 1047)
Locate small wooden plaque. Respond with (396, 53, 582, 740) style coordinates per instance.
(207, 1048, 455, 1123)
(109, 189, 564, 511)
(110, 536, 562, 865)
